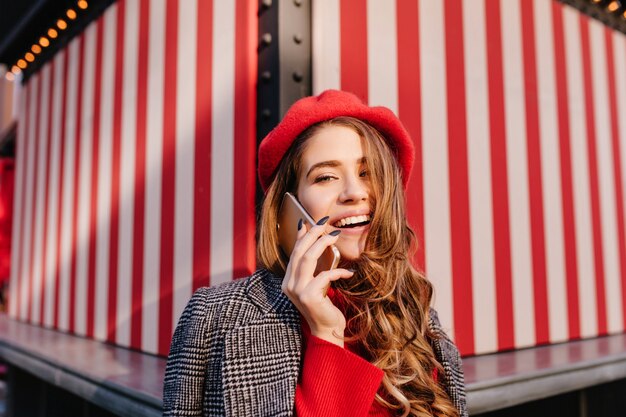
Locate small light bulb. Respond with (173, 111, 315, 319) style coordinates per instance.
(40, 37, 50, 47)
(25, 52, 35, 62)
(608, 1, 620, 12)
(57, 19, 67, 30)
(67, 9, 77, 20)
(6, 72, 15, 82)
(78, 1, 88, 10)
(48, 28, 58, 39)
(11, 66, 21, 74)
(17, 59, 27, 69)
(31, 44, 42, 54)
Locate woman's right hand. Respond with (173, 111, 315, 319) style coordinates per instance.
(281, 217, 354, 347)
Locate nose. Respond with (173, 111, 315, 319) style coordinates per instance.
(339, 174, 369, 203)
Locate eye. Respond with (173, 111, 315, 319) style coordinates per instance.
(314, 174, 335, 183)
(359, 169, 368, 177)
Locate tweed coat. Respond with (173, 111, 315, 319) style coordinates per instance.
(163, 269, 468, 417)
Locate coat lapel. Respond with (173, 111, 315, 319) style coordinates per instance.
(222, 270, 302, 417)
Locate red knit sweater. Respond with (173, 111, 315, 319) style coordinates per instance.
(294, 289, 392, 417)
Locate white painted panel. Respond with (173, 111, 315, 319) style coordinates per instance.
(95, 5, 117, 341)
(501, 0, 535, 348)
(463, 0, 498, 354)
(534, 0, 568, 343)
(142, 0, 166, 354)
(589, 19, 623, 333)
(366, 0, 398, 113)
(312, 0, 341, 92)
(173, 0, 197, 327)
(210, 0, 235, 286)
(75, 23, 97, 336)
(419, 0, 454, 335)
(563, 6, 597, 338)
(117, 0, 139, 346)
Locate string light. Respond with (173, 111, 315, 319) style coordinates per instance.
(31, 44, 42, 54)
(48, 28, 58, 39)
(57, 19, 67, 30)
(67, 9, 77, 19)
(607, 0, 620, 12)
(39, 37, 50, 47)
(17, 60, 27, 69)
(5, 72, 15, 82)
(25, 53, 35, 63)
(11, 66, 21, 75)
(78, 1, 88, 10)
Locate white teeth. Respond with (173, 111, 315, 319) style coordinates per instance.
(334, 214, 371, 227)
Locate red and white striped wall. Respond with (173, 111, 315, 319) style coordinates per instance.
(313, 0, 626, 355)
(9, 0, 257, 356)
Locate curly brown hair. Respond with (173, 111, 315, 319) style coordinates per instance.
(257, 117, 459, 417)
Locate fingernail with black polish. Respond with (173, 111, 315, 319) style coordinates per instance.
(329, 230, 341, 236)
(316, 216, 330, 226)
(297, 218, 303, 231)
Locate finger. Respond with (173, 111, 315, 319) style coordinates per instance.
(294, 231, 342, 288)
(290, 216, 331, 264)
(300, 268, 354, 302)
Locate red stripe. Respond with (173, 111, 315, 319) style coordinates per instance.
(87, 18, 104, 338)
(69, 35, 86, 334)
(108, 2, 126, 342)
(340, 0, 368, 102)
(485, 0, 515, 350)
(232, 0, 257, 280)
(552, 2, 581, 340)
(444, 0, 474, 355)
(193, 0, 213, 289)
(39, 62, 56, 325)
(53, 50, 70, 329)
(26, 74, 43, 323)
(159, 0, 179, 356)
(14, 82, 31, 320)
(520, 0, 550, 344)
(131, 0, 150, 350)
(396, 0, 425, 272)
(604, 28, 626, 331)
(579, 16, 608, 335)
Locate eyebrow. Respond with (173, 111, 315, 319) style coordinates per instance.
(305, 157, 367, 178)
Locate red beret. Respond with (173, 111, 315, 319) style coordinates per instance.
(258, 90, 415, 191)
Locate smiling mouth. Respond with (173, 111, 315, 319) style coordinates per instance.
(333, 214, 372, 229)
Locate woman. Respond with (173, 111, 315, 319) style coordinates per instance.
(163, 90, 467, 417)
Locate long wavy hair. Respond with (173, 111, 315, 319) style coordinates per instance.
(257, 117, 459, 417)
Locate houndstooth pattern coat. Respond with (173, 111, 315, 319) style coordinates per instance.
(163, 269, 467, 417)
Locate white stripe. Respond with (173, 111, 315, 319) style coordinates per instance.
(95, 6, 117, 341)
(43, 53, 65, 327)
(502, 0, 535, 348)
(117, 0, 140, 347)
(173, 0, 197, 326)
(142, 0, 166, 354)
(419, 0, 453, 335)
(463, 0, 497, 354)
(366, 0, 397, 113)
(211, 0, 235, 286)
(590, 19, 623, 333)
(58, 38, 80, 331)
(9, 79, 26, 318)
(312, 0, 340, 92)
(19, 75, 39, 321)
(534, 0, 568, 343)
(31, 64, 51, 325)
(616, 33, 626, 325)
(75, 24, 97, 336)
(563, 7, 597, 338)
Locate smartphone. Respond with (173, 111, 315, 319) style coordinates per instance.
(277, 192, 340, 273)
